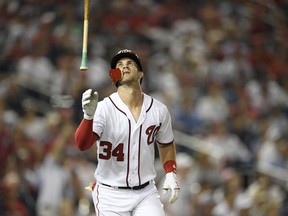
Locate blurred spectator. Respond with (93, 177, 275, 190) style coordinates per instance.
(195, 81, 230, 124)
(245, 77, 288, 117)
(1, 75, 26, 115)
(248, 189, 280, 216)
(19, 99, 48, 144)
(190, 177, 216, 216)
(246, 172, 284, 215)
(202, 121, 252, 164)
(258, 133, 288, 172)
(212, 168, 252, 216)
(35, 122, 75, 216)
(189, 152, 221, 188)
(257, 127, 288, 176)
(190, 152, 221, 215)
(50, 52, 81, 96)
(0, 167, 29, 216)
(173, 94, 204, 135)
(16, 43, 55, 99)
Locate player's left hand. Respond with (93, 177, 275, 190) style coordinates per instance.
(82, 89, 98, 120)
(162, 172, 180, 204)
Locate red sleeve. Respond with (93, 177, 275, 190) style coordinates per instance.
(74, 118, 99, 151)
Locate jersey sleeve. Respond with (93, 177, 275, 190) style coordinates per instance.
(156, 106, 174, 144)
(92, 101, 106, 137)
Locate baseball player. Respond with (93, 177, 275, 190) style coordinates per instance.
(74, 49, 180, 216)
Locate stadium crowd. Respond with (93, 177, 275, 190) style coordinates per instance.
(0, 0, 288, 215)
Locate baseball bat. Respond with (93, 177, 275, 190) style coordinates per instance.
(80, 0, 91, 71)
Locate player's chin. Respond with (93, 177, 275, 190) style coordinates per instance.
(119, 77, 138, 86)
(120, 77, 131, 84)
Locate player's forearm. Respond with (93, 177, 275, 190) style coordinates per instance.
(74, 118, 98, 151)
(157, 141, 177, 172)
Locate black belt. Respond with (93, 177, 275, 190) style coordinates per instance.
(101, 181, 150, 190)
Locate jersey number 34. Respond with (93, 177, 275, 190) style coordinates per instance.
(99, 142, 124, 161)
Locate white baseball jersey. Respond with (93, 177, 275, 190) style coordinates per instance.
(92, 92, 174, 187)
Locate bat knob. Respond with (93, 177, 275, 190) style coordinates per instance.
(80, 66, 88, 71)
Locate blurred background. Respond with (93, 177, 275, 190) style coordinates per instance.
(0, 0, 288, 215)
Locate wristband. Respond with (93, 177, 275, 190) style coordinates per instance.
(84, 113, 93, 120)
(163, 160, 177, 174)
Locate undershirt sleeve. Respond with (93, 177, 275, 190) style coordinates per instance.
(74, 118, 99, 151)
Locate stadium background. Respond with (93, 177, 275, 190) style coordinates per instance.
(0, 0, 288, 215)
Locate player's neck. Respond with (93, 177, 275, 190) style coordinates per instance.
(117, 85, 143, 108)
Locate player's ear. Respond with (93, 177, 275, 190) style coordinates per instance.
(138, 71, 144, 79)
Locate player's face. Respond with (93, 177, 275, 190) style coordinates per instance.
(116, 58, 143, 85)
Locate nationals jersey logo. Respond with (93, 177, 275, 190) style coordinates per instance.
(98, 123, 162, 161)
(146, 123, 161, 145)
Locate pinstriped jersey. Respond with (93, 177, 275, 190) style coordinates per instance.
(92, 92, 174, 187)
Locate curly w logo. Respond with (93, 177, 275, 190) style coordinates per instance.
(146, 124, 161, 145)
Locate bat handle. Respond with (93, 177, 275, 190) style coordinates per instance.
(80, 52, 88, 70)
(80, 20, 89, 70)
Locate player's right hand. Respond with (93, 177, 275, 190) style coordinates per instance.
(162, 172, 180, 204)
(82, 89, 98, 120)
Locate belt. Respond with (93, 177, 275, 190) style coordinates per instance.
(101, 181, 150, 190)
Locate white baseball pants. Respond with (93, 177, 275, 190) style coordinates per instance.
(91, 182, 165, 216)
